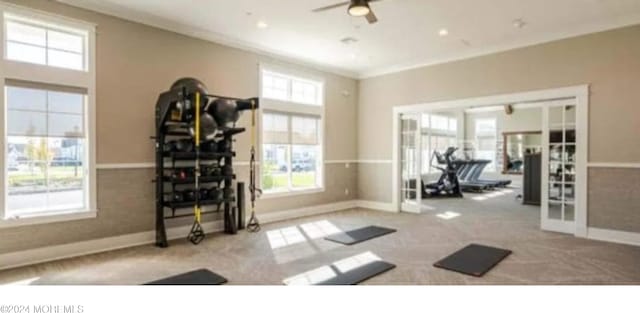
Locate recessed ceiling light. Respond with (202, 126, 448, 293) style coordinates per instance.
(439, 29, 449, 36)
(340, 37, 359, 45)
(257, 21, 268, 29)
(513, 19, 526, 29)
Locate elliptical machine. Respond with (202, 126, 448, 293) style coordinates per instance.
(423, 147, 463, 198)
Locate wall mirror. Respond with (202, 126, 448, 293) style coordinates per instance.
(502, 131, 542, 174)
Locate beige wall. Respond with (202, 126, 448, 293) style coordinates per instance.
(0, 0, 358, 254)
(358, 25, 640, 233)
(359, 25, 640, 162)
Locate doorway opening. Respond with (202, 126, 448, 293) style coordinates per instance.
(392, 87, 588, 236)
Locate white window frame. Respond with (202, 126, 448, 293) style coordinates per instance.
(259, 64, 325, 198)
(421, 114, 458, 173)
(474, 117, 498, 172)
(0, 3, 96, 228)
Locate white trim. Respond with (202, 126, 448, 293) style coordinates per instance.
(93, 160, 374, 169)
(256, 200, 357, 224)
(355, 200, 397, 213)
(0, 3, 98, 225)
(587, 227, 640, 247)
(394, 85, 588, 114)
(392, 85, 589, 236)
(48, 0, 640, 79)
(260, 187, 326, 200)
(0, 1, 96, 28)
(327, 160, 356, 163)
(588, 162, 640, 169)
(0, 200, 357, 271)
(358, 159, 393, 164)
(96, 163, 155, 169)
(0, 210, 96, 229)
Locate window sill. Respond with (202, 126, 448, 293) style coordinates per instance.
(261, 187, 325, 199)
(0, 210, 97, 229)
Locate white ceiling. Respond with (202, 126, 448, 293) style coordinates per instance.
(59, 0, 640, 78)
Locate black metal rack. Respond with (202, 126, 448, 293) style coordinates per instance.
(154, 124, 245, 248)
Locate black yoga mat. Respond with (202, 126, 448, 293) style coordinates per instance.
(325, 226, 396, 245)
(146, 269, 228, 285)
(433, 244, 512, 277)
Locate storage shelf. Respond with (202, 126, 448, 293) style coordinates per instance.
(162, 175, 234, 184)
(163, 151, 234, 160)
(164, 209, 220, 220)
(163, 198, 236, 209)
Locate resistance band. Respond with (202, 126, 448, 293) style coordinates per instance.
(188, 92, 205, 244)
(247, 99, 262, 233)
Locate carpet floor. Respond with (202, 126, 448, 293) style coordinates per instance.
(1, 190, 639, 285)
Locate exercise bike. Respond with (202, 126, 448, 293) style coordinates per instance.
(423, 147, 463, 198)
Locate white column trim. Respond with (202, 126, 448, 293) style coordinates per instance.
(588, 162, 640, 168)
(587, 227, 640, 247)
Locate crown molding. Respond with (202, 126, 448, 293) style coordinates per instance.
(55, 0, 640, 80)
(358, 15, 640, 79)
(55, 0, 359, 79)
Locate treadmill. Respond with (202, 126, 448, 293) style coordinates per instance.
(453, 159, 492, 192)
(467, 160, 512, 187)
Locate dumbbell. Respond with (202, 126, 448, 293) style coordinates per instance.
(171, 168, 194, 180)
(182, 189, 196, 202)
(202, 165, 222, 177)
(223, 188, 234, 200)
(198, 188, 209, 201)
(222, 165, 233, 176)
(201, 140, 218, 153)
(217, 140, 232, 153)
(171, 192, 184, 203)
(208, 188, 223, 202)
(163, 141, 177, 152)
(174, 139, 194, 152)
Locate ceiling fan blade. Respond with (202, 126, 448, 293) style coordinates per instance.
(312, 1, 351, 12)
(365, 10, 378, 24)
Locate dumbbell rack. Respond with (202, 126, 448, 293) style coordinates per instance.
(154, 122, 245, 248)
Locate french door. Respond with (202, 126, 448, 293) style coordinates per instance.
(541, 101, 577, 233)
(399, 114, 421, 213)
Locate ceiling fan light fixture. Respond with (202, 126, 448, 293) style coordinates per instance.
(348, 0, 370, 17)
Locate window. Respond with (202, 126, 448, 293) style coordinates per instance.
(6, 85, 87, 218)
(421, 114, 458, 173)
(260, 68, 324, 195)
(262, 70, 322, 105)
(474, 118, 497, 171)
(4, 15, 88, 71)
(0, 5, 96, 226)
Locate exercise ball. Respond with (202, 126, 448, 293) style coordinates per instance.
(189, 112, 218, 140)
(170, 78, 209, 102)
(210, 98, 241, 127)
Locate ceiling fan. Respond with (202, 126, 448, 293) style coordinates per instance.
(312, 0, 385, 24)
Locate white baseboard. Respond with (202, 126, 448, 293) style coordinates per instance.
(587, 227, 640, 247)
(355, 200, 397, 212)
(258, 200, 358, 224)
(0, 200, 358, 271)
(7, 200, 637, 271)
